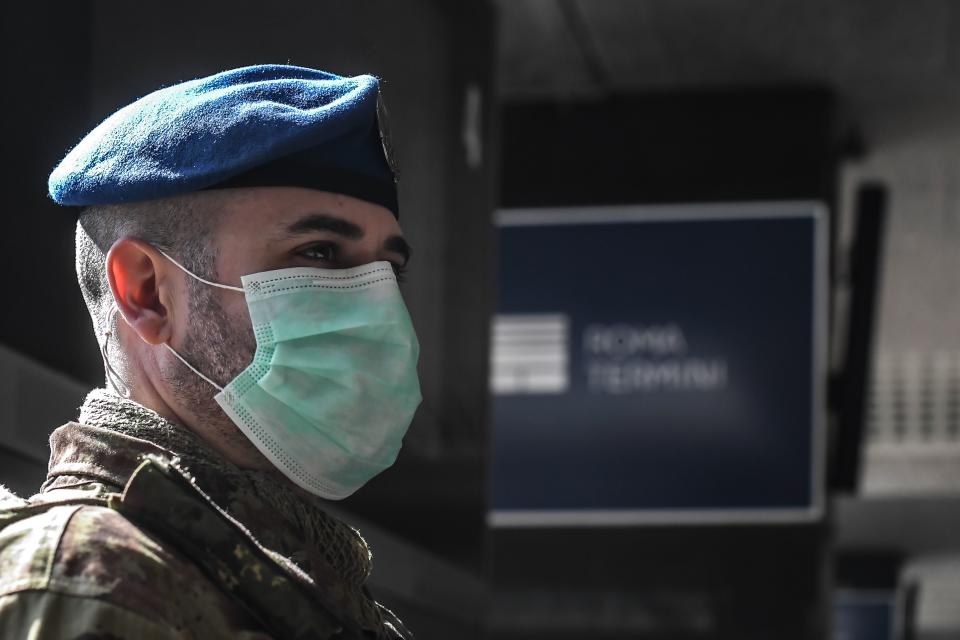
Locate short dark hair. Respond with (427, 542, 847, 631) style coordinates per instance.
(75, 191, 229, 373)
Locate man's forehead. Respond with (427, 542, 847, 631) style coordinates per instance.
(217, 187, 404, 239)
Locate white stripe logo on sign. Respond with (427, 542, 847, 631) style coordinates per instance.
(491, 314, 569, 395)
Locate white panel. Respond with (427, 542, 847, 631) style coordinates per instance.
(491, 314, 569, 395)
(904, 555, 960, 635)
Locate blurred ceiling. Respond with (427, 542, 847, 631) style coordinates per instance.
(496, 0, 960, 111)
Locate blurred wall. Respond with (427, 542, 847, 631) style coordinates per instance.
(496, 0, 960, 394)
(494, 1, 960, 636)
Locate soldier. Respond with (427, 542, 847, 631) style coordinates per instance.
(0, 65, 421, 638)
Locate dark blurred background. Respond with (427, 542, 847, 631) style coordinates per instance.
(1, 1, 959, 638)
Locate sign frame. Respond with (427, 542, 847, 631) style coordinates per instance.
(488, 201, 829, 527)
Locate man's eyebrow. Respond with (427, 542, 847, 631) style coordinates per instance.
(383, 235, 412, 265)
(285, 213, 364, 239)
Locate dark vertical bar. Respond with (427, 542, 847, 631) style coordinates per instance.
(832, 183, 888, 492)
(900, 581, 920, 640)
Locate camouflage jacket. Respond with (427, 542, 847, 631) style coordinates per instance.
(0, 396, 411, 640)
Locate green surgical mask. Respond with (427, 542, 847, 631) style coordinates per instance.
(158, 250, 422, 499)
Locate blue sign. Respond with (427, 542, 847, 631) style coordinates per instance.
(489, 203, 826, 526)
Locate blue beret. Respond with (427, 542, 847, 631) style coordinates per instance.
(49, 64, 399, 216)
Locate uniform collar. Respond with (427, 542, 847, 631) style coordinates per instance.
(40, 389, 383, 631)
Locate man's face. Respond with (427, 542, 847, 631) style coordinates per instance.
(167, 186, 409, 469)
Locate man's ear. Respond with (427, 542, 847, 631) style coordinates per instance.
(105, 237, 175, 346)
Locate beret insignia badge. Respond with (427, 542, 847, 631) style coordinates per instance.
(376, 89, 400, 184)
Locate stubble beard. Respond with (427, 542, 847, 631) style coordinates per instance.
(165, 278, 259, 459)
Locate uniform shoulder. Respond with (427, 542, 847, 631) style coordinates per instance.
(0, 589, 184, 640)
(0, 503, 260, 635)
(0, 503, 79, 595)
(0, 483, 26, 509)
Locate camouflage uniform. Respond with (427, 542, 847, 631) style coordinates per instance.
(0, 390, 411, 639)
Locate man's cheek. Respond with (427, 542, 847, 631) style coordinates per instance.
(223, 297, 254, 342)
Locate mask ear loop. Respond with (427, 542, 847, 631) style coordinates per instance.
(100, 301, 225, 395)
(157, 249, 244, 292)
(100, 303, 131, 398)
(163, 343, 224, 393)
(155, 248, 239, 392)
(101, 248, 242, 398)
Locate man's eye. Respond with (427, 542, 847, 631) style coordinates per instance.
(299, 243, 337, 262)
